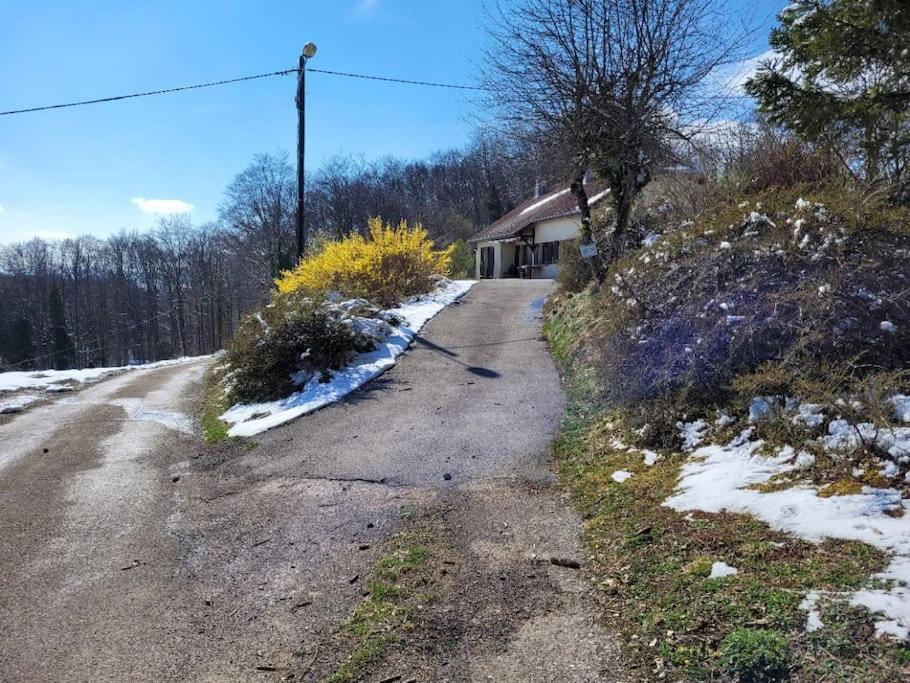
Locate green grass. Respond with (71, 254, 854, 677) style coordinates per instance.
(329, 531, 433, 683)
(199, 365, 233, 444)
(544, 291, 909, 681)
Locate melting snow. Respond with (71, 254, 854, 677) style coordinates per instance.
(665, 428, 910, 639)
(678, 419, 708, 451)
(0, 394, 40, 414)
(642, 232, 660, 247)
(0, 356, 210, 394)
(749, 397, 773, 423)
(642, 450, 660, 466)
(800, 590, 824, 632)
(222, 280, 475, 437)
(611, 470, 633, 483)
(893, 396, 910, 423)
(710, 561, 739, 579)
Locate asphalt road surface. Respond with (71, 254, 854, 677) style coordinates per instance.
(0, 280, 623, 682)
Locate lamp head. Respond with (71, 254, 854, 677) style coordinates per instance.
(302, 42, 318, 59)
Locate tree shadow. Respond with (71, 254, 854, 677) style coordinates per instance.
(413, 335, 501, 379)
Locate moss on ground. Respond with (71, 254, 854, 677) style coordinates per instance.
(545, 292, 910, 681)
(329, 531, 433, 683)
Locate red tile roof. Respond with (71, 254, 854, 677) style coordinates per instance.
(469, 182, 610, 242)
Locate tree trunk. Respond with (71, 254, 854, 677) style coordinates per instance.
(570, 171, 605, 284)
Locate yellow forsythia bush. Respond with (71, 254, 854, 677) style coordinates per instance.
(276, 217, 454, 307)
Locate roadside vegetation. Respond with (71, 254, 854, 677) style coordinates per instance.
(203, 219, 453, 423)
(545, 136, 910, 680)
(327, 530, 434, 683)
(199, 364, 233, 444)
(511, 0, 910, 678)
(276, 218, 453, 307)
(548, 294, 910, 679)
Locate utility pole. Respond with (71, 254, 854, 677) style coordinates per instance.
(296, 42, 318, 262)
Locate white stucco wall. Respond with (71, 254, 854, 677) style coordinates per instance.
(535, 216, 582, 243)
(535, 216, 581, 278)
(473, 217, 581, 278)
(475, 239, 522, 278)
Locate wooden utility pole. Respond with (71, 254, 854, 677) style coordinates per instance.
(295, 43, 317, 262)
(295, 52, 307, 262)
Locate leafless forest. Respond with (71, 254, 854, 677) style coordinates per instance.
(0, 131, 555, 370)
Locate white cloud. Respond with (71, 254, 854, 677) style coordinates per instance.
(131, 197, 194, 215)
(353, 0, 379, 15)
(0, 203, 7, 216)
(710, 49, 778, 97)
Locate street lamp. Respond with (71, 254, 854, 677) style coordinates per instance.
(296, 42, 317, 262)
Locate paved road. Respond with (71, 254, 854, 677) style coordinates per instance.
(0, 280, 622, 682)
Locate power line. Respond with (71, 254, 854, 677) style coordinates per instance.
(0, 69, 299, 116)
(0, 67, 486, 116)
(308, 67, 487, 91)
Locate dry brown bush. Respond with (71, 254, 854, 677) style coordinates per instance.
(588, 184, 910, 424)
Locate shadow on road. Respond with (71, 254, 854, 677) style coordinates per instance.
(413, 335, 501, 379)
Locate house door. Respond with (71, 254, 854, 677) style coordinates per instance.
(480, 246, 495, 278)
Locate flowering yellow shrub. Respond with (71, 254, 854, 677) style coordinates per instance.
(276, 218, 454, 307)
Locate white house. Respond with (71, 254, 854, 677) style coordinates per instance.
(469, 182, 610, 279)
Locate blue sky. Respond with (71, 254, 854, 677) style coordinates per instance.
(0, 0, 783, 242)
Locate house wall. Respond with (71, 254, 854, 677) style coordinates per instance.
(499, 240, 516, 276)
(534, 216, 582, 279)
(475, 239, 520, 278)
(475, 240, 500, 278)
(473, 217, 581, 279)
(535, 216, 582, 243)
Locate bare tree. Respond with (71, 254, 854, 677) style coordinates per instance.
(483, 0, 740, 276)
(0, 134, 567, 371)
(218, 152, 296, 284)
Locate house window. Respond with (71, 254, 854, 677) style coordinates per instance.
(540, 241, 560, 264)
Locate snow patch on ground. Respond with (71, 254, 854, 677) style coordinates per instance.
(892, 395, 910, 423)
(222, 280, 475, 437)
(642, 450, 660, 466)
(0, 394, 40, 414)
(611, 470, 633, 483)
(710, 561, 738, 579)
(800, 590, 824, 632)
(111, 398, 195, 435)
(664, 428, 910, 639)
(677, 419, 709, 451)
(0, 356, 210, 394)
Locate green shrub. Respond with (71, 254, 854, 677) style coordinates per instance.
(720, 628, 790, 682)
(448, 239, 475, 279)
(225, 294, 376, 403)
(556, 239, 591, 293)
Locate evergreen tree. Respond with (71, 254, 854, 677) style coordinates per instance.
(48, 283, 74, 370)
(746, 0, 910, 200)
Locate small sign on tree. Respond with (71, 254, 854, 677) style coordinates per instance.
(578, 242, 598, 259)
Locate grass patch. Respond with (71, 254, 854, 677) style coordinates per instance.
(199, 364, 233, 444)
(329, 531, 433, 683)
(545, 293, 907, 681)
(721, 628, 790, 682)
